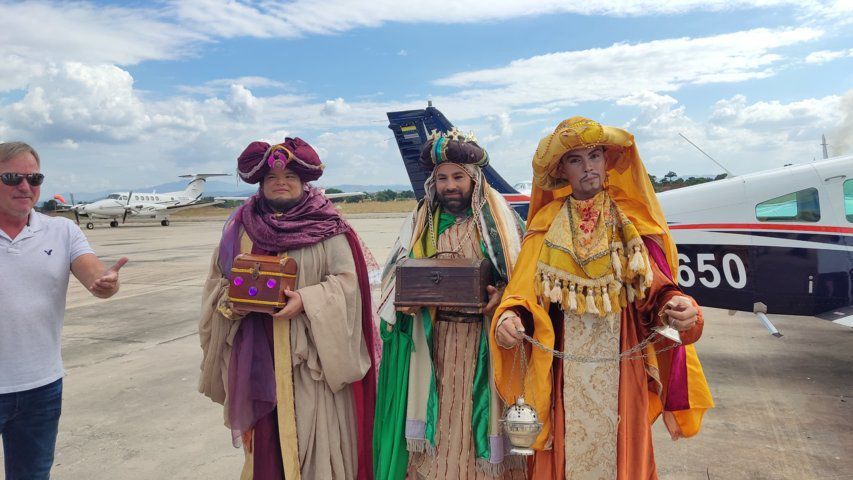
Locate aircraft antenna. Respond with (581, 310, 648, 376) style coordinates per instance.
(678, 133, 735, 178)
(821, 134, 829, 159)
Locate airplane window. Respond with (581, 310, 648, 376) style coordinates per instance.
(756, 188, 820, 222)
(844, 180, 853, 223)
(107, 194, 119, 199)
(121, 196, 127, 201)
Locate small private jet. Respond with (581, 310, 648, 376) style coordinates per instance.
(386, 103, 853, 329)
(54, 174, 229, 229)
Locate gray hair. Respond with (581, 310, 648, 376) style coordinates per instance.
(0, 142, 40, 166)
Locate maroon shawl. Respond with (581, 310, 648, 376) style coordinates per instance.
(221, 186, 376, 480)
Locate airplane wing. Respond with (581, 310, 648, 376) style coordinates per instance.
(164, 199, 224, 210)
(214, 191, 366, 201)
(325, 191, 366, 199)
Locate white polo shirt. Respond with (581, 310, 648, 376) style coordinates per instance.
(0, 211, 94, 394)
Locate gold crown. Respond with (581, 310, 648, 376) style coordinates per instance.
(426, 127, 478, 144)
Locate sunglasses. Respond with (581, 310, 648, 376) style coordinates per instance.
(0, 172, 45, 187)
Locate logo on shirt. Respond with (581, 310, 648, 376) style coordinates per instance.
(44, 249, 53, 256)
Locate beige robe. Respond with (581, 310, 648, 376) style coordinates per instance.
(408, 217, 525, 480)
(199, 233, 371, 479)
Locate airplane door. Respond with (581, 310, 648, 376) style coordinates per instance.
(751, 166, 852, 315)
(811, 164, 853, 311)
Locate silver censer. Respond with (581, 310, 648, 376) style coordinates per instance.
(500, 396, 542, 456)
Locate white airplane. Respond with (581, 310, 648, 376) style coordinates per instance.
(54, 174, 229, 229)
(388, 104, 853, 332)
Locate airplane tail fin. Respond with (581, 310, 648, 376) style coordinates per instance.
(177, 174, 229, 200)
(386, 104, 518, 201)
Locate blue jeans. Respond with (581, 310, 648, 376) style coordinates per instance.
(0, 379, 63, 480)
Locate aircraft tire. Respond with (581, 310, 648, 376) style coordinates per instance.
(110, 221, 119, 228)
(86, 222, 94, 230)
(161, 219, 170, 226)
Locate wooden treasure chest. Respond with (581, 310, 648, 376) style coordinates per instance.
(395, 257, 492, 312)
(228, 254, 298, 314)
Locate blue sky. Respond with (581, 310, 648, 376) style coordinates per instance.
(0, 0, 850, 193)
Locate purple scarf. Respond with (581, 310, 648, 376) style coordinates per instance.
(238, 186, 349, 253)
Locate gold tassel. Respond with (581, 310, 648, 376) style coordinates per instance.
(586, 287, 599, 315)
(609, 285, 620, 311)
(595, 288, 605, 316)
(619, 287, 628, 308)
(644, 260, 654, 288)
(568, 284, 578, 311)
(627, 283, 635, 303)
(576, 288, 586, 315)
(602, 285, 612, 313)
(542, 275, 551, 297)
(611, 248, 622, 279)
(629, 245, 645, 276)
(635, 281, 646, 300)
(549, 280, 563, 304)
(561, 282, 570, 311)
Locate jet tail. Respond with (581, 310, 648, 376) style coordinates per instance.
(177, 174, 229, 200)
(386, 104, 518, 201)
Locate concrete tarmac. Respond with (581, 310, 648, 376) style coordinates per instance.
(1, 218, 850, 479)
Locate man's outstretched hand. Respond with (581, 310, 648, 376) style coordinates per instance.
(90, 257, 128, 298)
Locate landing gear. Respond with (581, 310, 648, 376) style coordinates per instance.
(161, 219, 170, 226)
(110, 220, 119, 228)
(86, 222, 95, 230)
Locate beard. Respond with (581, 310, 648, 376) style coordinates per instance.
(437, 189, 473, 216)
(266, 195, 303, 212)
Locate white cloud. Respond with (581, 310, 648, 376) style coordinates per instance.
(0, 2, 201, 67)
(805, 48, 853, 64)
(830, 90, 853, 156)
(397, 49, 408, 56)
(309, 129, 406, 185)
(171, 0, 809, 39)
(630, 92, 848, 176)
(321, 97, 353, 116)
(59, 139, 79, 150)
(225, 84, 260, 119)
(710, 93, 842, 130)
(179, 76, 289, 96)
(432, 28, 822, 119)
(2, 63, 149, 142)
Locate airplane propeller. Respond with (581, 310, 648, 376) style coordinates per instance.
(122, 191, 133, 224)
(70, 193, 81, 225)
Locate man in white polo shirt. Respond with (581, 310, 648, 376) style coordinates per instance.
(0, 142, 127, 480)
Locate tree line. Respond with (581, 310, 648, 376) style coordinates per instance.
(649, 172, 727, 192)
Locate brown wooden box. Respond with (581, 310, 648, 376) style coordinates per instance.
(394, 257, 491, 311)
(228, 254, 298, 314)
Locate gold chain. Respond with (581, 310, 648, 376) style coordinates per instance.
(520, 331, 678, 363)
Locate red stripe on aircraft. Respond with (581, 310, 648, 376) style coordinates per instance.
(668, 223, 853, 234)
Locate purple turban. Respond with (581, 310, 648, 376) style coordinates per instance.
(237, 137, 325, 184)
